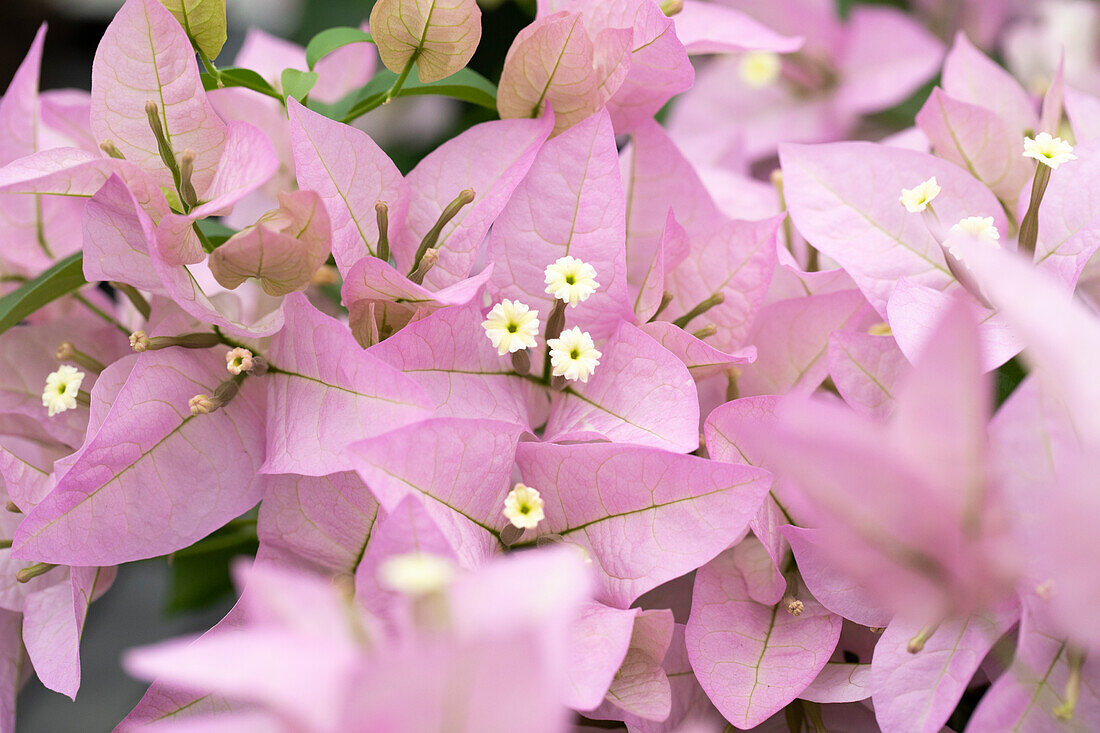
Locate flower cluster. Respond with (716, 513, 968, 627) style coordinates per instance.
(0, 0, 1097, 731)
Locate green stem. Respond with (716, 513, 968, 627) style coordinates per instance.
(194, 223, 217, 254)
(341, 56, 419, 122)
(802, 700, 828, 733)
(57, 342, 106, 373)
(195, 43, 219, 78)
(73, 293, 130, 336)
(113, 282, 152, 320)
(408, 189, 475, 277)
(672, 292, 725, 329)
(386, 56, 417, 104)
(1055, 647, 1086, 721)
(212, 325, 254, 353)
(648, 291, 674, 322)
(1018, 164, 1052, 257)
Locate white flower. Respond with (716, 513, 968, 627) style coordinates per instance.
(503, 483, 545, 530)
(225, 347, 254, 375)
(950, 216, 1001, 246)
(378, 553, 454, 595)
(548, 327, 602, 383)
(739, 52, 781, 88)
(482, 299, 540, 356)
(42, 365, 84, 417)
(544, 256, 599, 308)
(1023, 132, 1077, 169)
(899, 177, 941, 213)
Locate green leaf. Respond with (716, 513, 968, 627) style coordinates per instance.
(200, 67, 281, 100)
(0, 253, 86, 337)
(166, 525, 258, 613)
(196, 219, 238, 247)
(305, 26, 374, 69)
(995, 355, 1028, 408)
(160, 0, 228, 60)
(321, 66, 497, 123)
(398, 67, 497, 108)
(281, 68, 320, 103)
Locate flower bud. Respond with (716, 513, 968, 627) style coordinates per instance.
(178, 150, 199, 208)
(189, 394, 217, 415)
(16, 562, 57, 583)
(56, 342, 105, 373)
(409, 189, 475, 280)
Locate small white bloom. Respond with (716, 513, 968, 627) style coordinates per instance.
(42, 365, 84, 417)
(378, 553, 454, 595)
(739, 51, 781, 88)
(544, 256, 599, 308)
(950, 216, 1001, 246)
(548, 327, 602, 383)
(503, 483, 545, 530)
(225, 347, 254, 375)
(899, 177, 941, 213)
(1023, 132, 1077, 169)
(482, 299, 540, 356)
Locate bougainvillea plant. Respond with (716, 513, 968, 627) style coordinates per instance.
(0, 0, 1098, 729)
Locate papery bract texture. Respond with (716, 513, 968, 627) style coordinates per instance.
(91, 0, 227, 191)
(261, 293, 430, 477)
(396, 115, 552, 287)
(515, 441, 771, 608)
(687, 546, 842, 729)
(779, 141, 1006, 315)
(288, 99, 405, 272)
(370, 0, 482, 83)
(13, 350, 266, 566)
(489, 109, 631, 338)
(498, 12, 630, 136)
(871, 603, 1019, 733)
